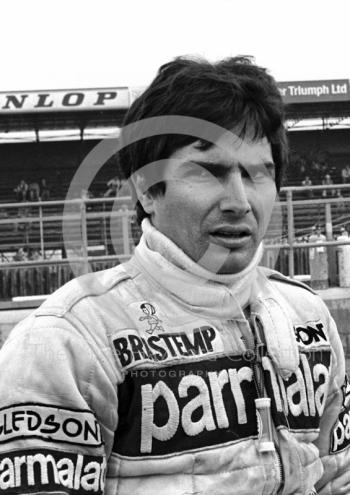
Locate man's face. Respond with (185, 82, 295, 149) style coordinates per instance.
(141, 132, 276, 274)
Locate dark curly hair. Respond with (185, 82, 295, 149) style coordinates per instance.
(118, 55, 288, 224)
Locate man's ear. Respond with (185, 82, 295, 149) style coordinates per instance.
(133, 173, 156, 215)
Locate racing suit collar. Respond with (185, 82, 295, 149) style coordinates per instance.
(140, 218, 263, 286)
(133, 219, 262, 319)
(133, 220, 299, 376)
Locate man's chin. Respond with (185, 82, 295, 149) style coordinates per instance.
(217, 245, 259, 274)
(197, 244, 257, 275)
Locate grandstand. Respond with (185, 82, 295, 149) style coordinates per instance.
(1, 81, 350, 299)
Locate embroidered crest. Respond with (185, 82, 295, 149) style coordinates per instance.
(139, 302, 164, 334)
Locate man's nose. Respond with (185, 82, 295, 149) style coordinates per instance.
(219, 172, 251, 215)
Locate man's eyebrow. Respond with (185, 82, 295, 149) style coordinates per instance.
(240, 161, 276, 169)
(190, 160, 231, 173)
(191, 160, 275, 170)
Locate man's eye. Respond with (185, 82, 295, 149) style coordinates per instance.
(196, 168, 212, 179)
(243, 165, 275, 181)
(183, 165, 213, 180)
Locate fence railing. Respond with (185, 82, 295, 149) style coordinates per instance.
(1, 183, 350, 297)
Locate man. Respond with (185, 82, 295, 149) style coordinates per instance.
(103, 175, 122, 197)
(13, 178, 28, 201)
(322, 174, 336, 198)
(301, 175, 313, 198)
(0, 57, 348, 495)
(338, 226, 349, 240)
(308, 226, 329, 290)
(341, 164, 350, 184)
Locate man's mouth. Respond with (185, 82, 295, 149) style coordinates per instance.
(209, 225, 253, 248)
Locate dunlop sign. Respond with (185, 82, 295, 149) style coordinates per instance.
(0, 88, 130, 113)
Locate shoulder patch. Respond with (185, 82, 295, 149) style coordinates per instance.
(0, 402, 103, 447)
(261, 268, 316, 295)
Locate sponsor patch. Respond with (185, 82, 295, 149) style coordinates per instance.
(111, 325, 224, 369)
(330, 375, 350, 454)
(0, 403, 102, 447)
(113, 349, 332, 458)
(0, 449, 106, 494)
(264, 350, 331, 431)
(114, 355, 259, 456)
(294, 321, 329, 349)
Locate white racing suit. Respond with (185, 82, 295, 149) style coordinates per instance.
(0, 243, 349, 495)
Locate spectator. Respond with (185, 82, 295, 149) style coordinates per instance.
(39, 178, 50, 201)
(308, 225, 316, 238)
(13, 247, 28, 262)
(322, 174, 336, 197)
(27, 181, 40, 201)
(13, 179, 28, 202)
(319, 159, 329, 176)
(309, 225, 326, 244)
(28, 247, 42, 260)
(104, 176, 122, 197)
(301, 175, 313, 198)
(335, 189, 346, 213)
(337, 227, 349, 241)
(308, 226, 327, 266)
(301, 175, 312, 187)
(341, 165, 350, 184)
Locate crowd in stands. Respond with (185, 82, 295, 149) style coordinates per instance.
(266, 222, 350, 247)
(2, 152, 350, 267)
(12, 246, 42, 262)
(13, 178, 50, 202)
(7, 151, 350, 205)
(302, 224, 350, 244)
(0, 174, 134, 264)
(9, 176, 131, 204)
(284, 150, 350, 201)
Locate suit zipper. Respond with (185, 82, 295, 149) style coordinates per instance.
(275, 445, 284, 492)
(242, 318, 284, 492)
